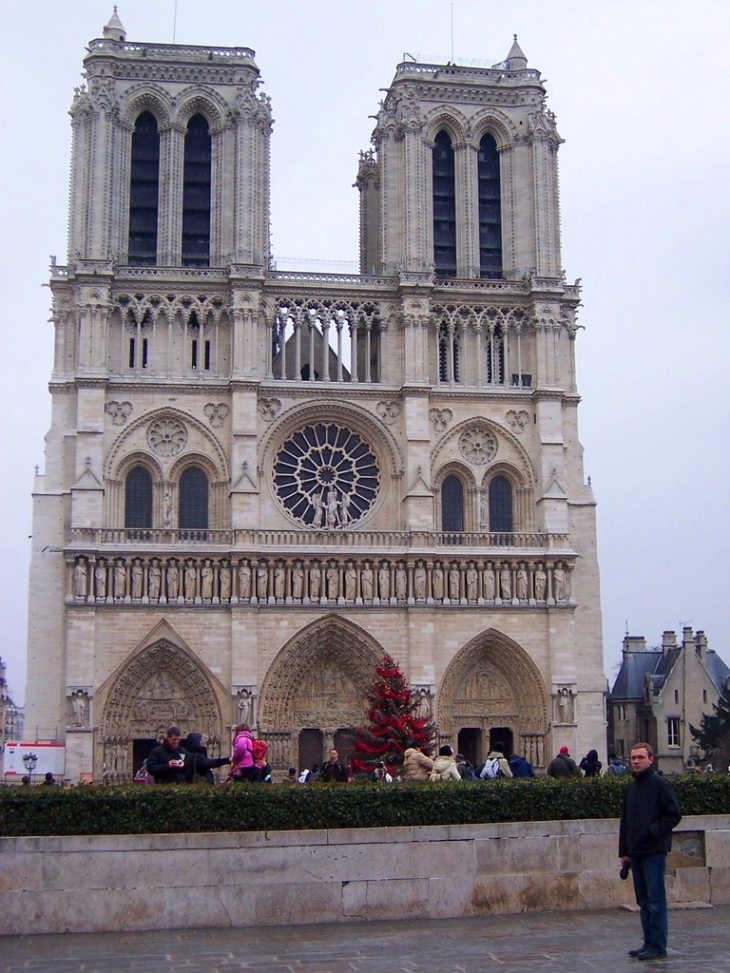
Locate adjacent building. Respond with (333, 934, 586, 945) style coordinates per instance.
(25, 12, 605, 781)
(607, 627, 730, 773)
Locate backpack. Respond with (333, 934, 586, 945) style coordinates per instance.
(479, 757, 502, 780)
(252, 739, 268, 762)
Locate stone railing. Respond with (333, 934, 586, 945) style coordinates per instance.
(66, 550, 575, 607)
(68, 527, 571, 552)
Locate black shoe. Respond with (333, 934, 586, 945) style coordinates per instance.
(629, 947, 649, 957)
(637, 948, 667, 961)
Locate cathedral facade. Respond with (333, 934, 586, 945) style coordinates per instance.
(25, 11, 605, 780)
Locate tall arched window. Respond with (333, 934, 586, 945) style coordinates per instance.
(478, 133, 502, 279)
(433, 130, 456, 277)
(128, 111, 160, 265)
(125, 466, 153, 528)
(486, 323, 504, 385)
(438, 321, 460, 384)
(489, 475, 513, 532)
(182, 113, 211, 266)
(179, 467, 209, 529)
(441, 475, 464, 533)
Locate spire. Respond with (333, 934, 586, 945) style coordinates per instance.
(103, 6, 126, 43)
(506, 34, 527, 70)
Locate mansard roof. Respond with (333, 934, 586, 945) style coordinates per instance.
(609, 648, 661, 700)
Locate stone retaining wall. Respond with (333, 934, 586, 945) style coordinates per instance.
(1, 815, 729, 935)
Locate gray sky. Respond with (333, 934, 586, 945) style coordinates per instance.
(1, 0, 728, 707)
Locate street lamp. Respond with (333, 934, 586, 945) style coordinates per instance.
(22, 753, 38, 775)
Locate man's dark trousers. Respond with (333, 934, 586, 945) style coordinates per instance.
(631, 853, 668, 953)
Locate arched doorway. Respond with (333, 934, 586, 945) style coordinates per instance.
(97, 633, 226, 781)
(258, 615, 382, 771)
(438, 628, 549, 770)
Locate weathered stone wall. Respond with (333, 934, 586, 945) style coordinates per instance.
(1, 816, 728, 936)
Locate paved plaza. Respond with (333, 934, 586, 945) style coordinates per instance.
(1, 906, 729, 973)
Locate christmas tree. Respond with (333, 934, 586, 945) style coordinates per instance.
(351, 652, 436, 775)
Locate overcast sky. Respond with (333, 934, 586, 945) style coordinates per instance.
(1, 0, 728, 708)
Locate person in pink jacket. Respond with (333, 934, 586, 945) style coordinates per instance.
(229, 723, 260, 782)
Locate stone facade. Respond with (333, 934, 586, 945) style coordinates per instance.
(25, 13, 604, 780)
(607, 628, 730, 774)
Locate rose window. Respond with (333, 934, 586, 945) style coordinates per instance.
(274, 423, 380, 528)
(147, 418, 188, 457)
(459, 425, 497, 465)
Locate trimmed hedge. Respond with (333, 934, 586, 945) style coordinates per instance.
(1, 775, 728, 838)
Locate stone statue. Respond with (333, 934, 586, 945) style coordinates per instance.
(499, 564, 511, 600)
(325, 487, 339, 529)
(219, 562, 231, 601)
(163, 491, 173, 528)
(557, 687, 574, 723)
(131, 559, 143, 599)
(274, 562, 285, 599)
(534, 564, 547, 601)
(184, 560, 197, 600)
(166, 560, 179, 598)
(339, 490, 352, 527)
(516, 565, 528, 601)
(360, 562, 373, 600)
(311, 491, 324, 528)
(291, 562, 304, 599)
(256, 563, 268, 600)
(309, 562, 321, 599)
(554, 563, 566, 601)
(114, 560, 127, 599)
(74, 559, 88, 598)
(466, 565, 478, 601)
(414, 562, 426, 600)
(326, 562, 339, 599)
(238, 561, 251, 599)
(432, 563, 444, 600)
(345, 563, 357, 600)
(378, 561, 390, 600)
(70, 690, 87, 726)
(94, 560, 107, 599)
(449, 565, 460, 600)
(395, 565, 407, 600)
(201, 559, 213, 599)
(148, 561, 161, 600)
(484, 563, 495, 600)
(479, 494, 488, 531)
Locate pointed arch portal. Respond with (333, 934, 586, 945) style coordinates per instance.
(438, 628, 550, 770)
(257, 615, 383, 770)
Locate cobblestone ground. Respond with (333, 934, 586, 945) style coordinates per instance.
(1, 907, 729, 973)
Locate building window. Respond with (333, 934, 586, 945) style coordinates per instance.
(667, 717, 680, 748)
(617, 703, 627, 722)
(488, 475, 513, 532)
(432, 130, 456, 277)
(179, 467, 209, 529)
(703, 690, 707, 703)
(128, 111, 160, 266)
(182, 114, 211, 267)
(674, 690, 679, 704)
(486, 324, 504, 385)
(124, 467, 153, 529)
(438, 321, 460, 383)
(477, 133, 502, 279)
(441, 475, 464, 533)
(615, 739, 625, 756)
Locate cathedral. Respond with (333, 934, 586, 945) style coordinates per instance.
(25, 10, 605, 781)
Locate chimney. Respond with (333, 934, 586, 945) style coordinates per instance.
(662, 630, 677, 657)
(695, 630, 708, 662)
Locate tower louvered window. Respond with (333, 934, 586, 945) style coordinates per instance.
(128, 111, 160, 265)
(433, 130, 457, 277)
(182, 114, 211, 266)
(478, 134, 502, 279)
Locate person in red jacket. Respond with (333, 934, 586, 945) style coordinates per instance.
(229, 723, 260, 782)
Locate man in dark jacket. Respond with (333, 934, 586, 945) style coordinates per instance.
(320, 748, 348, 782)
(619, 742, 682, 961)
(146, 726, 188, 784)
(546, 745, 580, 778)
(182, 732, 230, 784)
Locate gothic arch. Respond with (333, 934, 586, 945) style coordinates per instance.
(431, 415, 538, 489)
(257, 615, 383, 737)
(96, 622, 227, 746)
(437, 628, 549, 760)
(122, 85, 172, 128)
(423, 107, 469, 146)
(174, 90, 227, 131)
(469, 108, 517, 150)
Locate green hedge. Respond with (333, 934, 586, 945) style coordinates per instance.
(1, 775, 728, 838)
